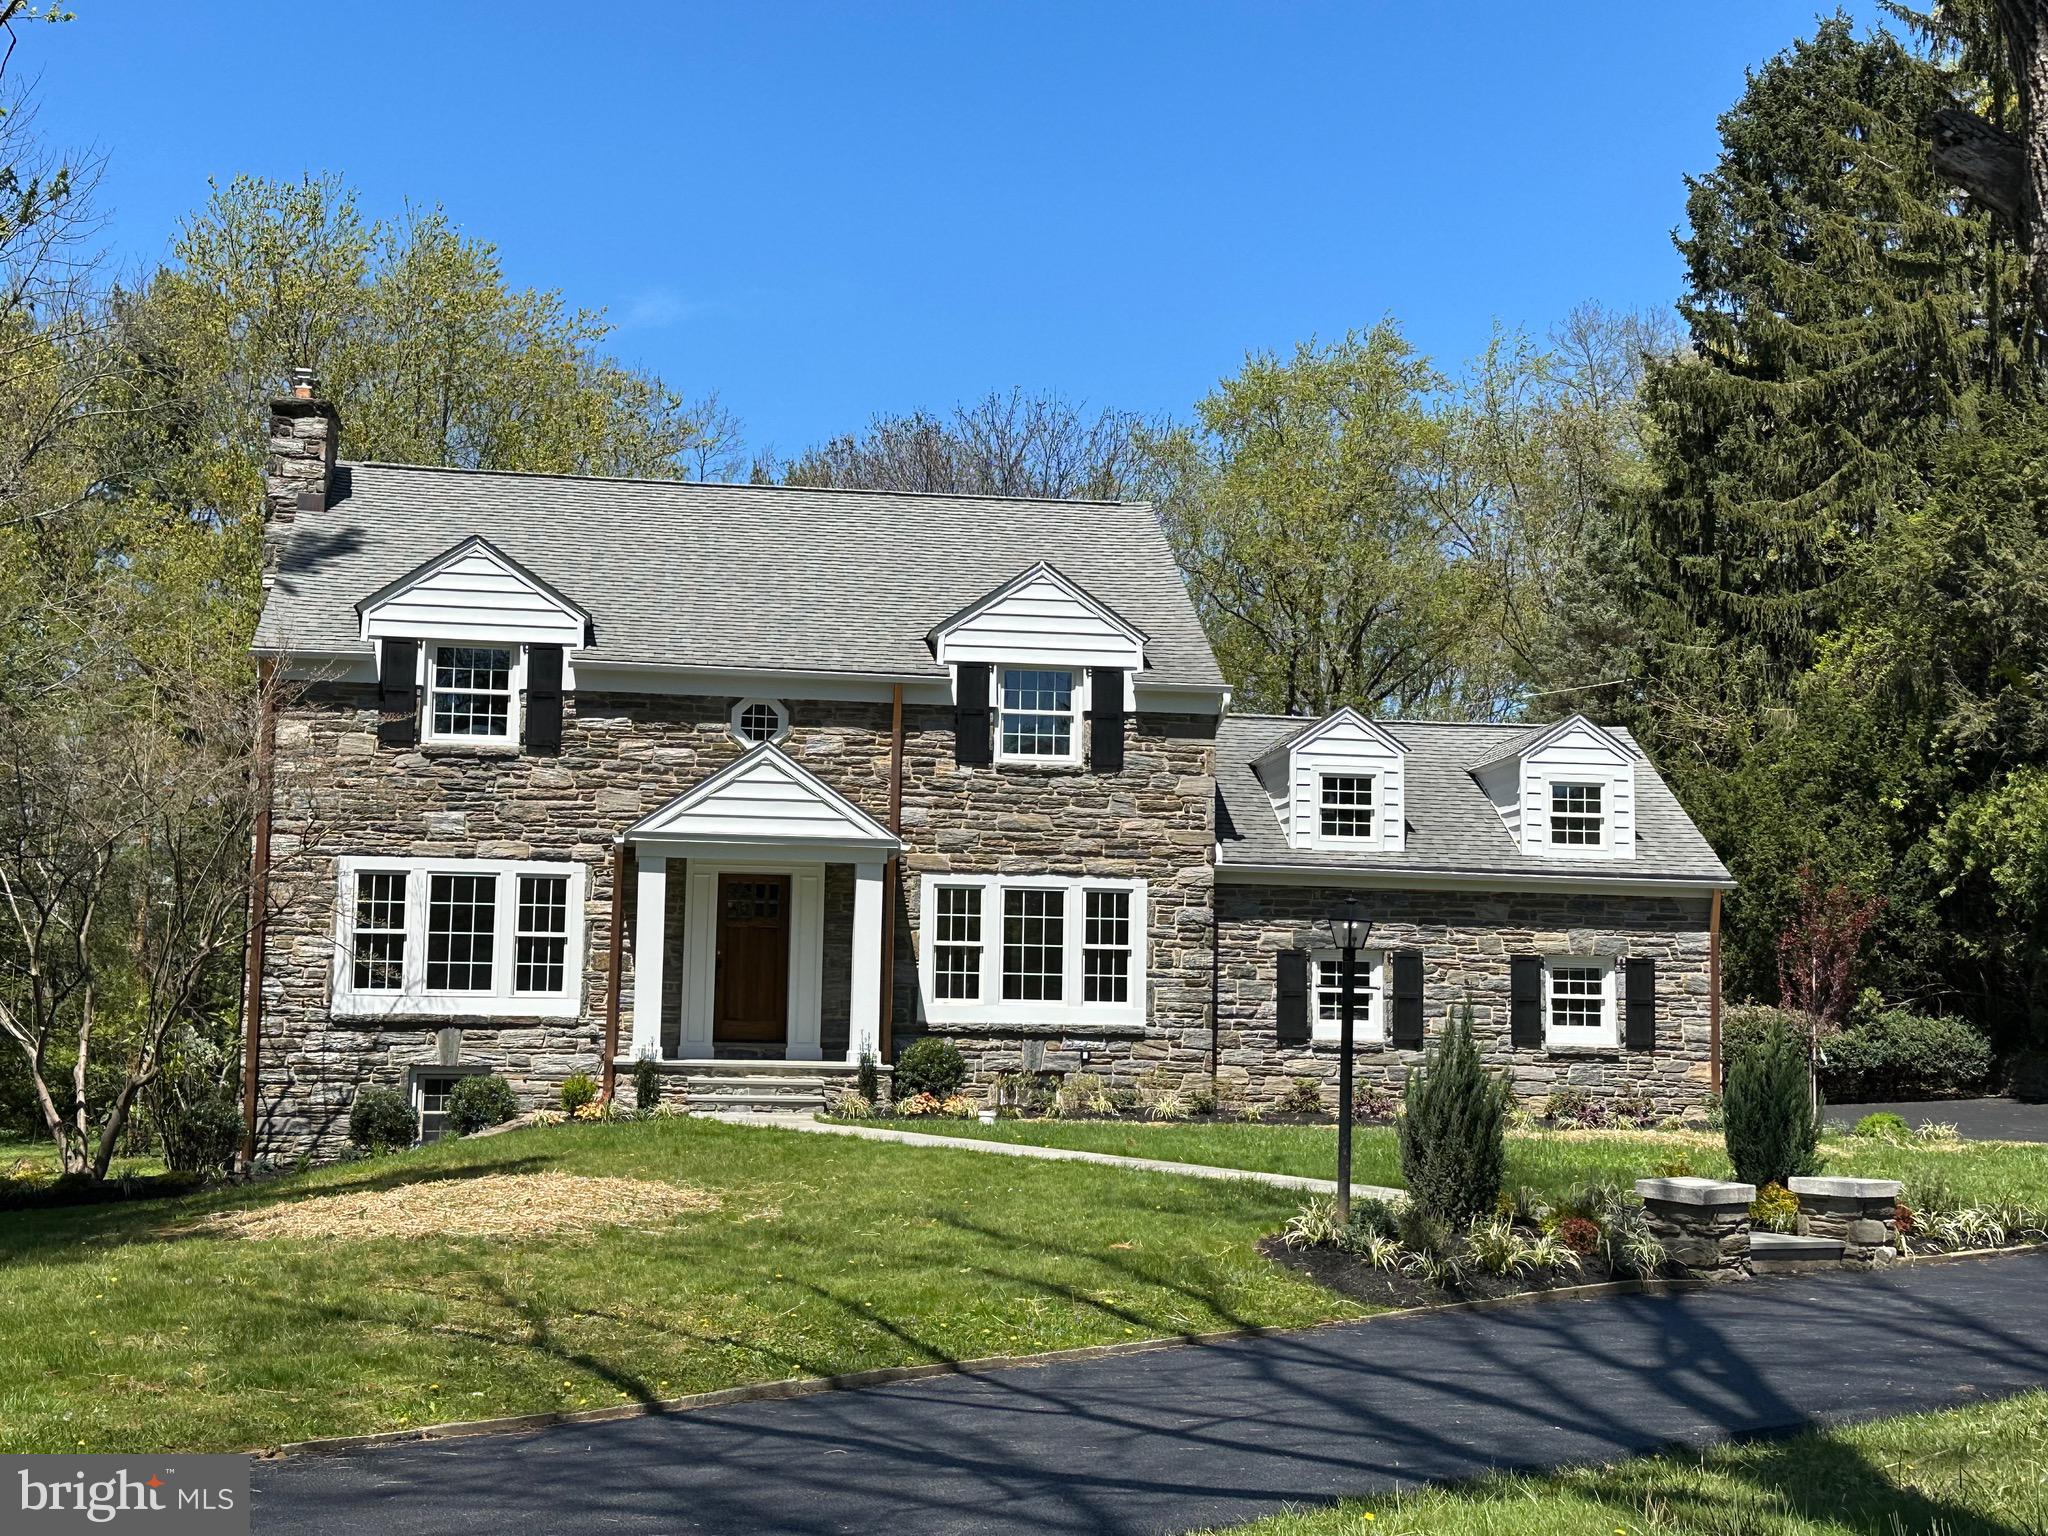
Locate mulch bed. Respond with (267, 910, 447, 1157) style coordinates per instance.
(1259, 1234, 1629, 1309)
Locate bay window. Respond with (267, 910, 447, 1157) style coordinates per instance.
(333, 857, 585, 1018)
(921, 874, 1145, 1024)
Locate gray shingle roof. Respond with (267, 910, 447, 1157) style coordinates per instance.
(254, 463, 1225, 689)
(1216, 715, 1732, 885)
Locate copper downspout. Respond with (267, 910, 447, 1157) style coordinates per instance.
(879, 684, 905, 1061)
(1708, 888, 1724, 1093)
(603, 840, 627, 1103)
(239, 659, 278, 1172)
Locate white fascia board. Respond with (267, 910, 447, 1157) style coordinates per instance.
(1131, 682, 1231, 714)
(1212, 857, 1734, 896)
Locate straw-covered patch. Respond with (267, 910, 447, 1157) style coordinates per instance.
(202, 1172, 718, 1242)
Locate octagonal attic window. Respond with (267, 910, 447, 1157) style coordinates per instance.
(731, 698, 788, 745)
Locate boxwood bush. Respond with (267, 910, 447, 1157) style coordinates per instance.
(896, 1036, 966, 1099)
(447, 1074, 519, 1135)
(1819, 1009, 1993, 1101)
(347, 1087, 416, 1153)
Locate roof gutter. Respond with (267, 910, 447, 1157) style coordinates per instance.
(1213, 857, 1735, 897)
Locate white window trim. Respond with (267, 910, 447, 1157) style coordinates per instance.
(1310, 949, 1385, 1044)
(917, 873, 1145, 1026)
(1542, 954, 1618, 1049)
(418, 640, 527, 748)
(729, 697, 791, 746)
(332, 856, 586, 1019)
(994, 665, 1089, 767)
(1543, 778, 1610, 855)
(1314, 771, 1378, 847)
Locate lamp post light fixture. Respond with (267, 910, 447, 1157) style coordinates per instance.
(1318, 896, 1373, 1223)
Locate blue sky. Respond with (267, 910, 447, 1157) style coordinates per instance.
(37, 3, 1884, 460)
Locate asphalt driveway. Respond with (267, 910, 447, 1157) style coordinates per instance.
(251, 1250, 2048, 1535)
(1825, 1097, 2048, 1142)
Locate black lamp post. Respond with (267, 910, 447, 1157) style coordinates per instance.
(1319, 896, 1373, 1223)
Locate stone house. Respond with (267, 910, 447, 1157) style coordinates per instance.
(246, 378, 1732, 1162)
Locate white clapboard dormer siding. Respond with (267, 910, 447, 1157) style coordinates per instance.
(1252, 708, 1408, 853)
(931, 562, 1144, 702)
(1474, 715, 1639, 860)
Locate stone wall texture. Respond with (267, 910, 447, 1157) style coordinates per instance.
(1213, 882, 1717, 1115)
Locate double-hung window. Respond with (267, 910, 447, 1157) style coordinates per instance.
(1544, 957, 1617, 1048)
(334, 857, 585, 1018)
(922, 874, 1145, 1024)
(1310, 951, 1385, 1044)
(1319, 774, 1375, 842)
(996, 668, 1081, 764)
(1549, 782, 1605, 847)
(426, 644, 521, 744)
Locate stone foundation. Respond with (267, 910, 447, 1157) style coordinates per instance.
(1636, 1177, 1756, 1278)
(1789, 1176, 1903, 1266)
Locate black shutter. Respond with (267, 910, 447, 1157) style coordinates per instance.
(1625, 957, 1657, 1050)
(377, 638, 419, 748)
(1391, 950, 1425, 1048)
(1510, 955, 1544, 1047)
(1276, 949, 1310, 1044)
(955, 664, 992, 767)
(525, 644, 564, 754)
(1089, 667, 1125, 773)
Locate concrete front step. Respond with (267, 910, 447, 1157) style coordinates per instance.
(1751, 1231, 1848, 1270)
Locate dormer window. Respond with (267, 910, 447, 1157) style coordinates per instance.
(997, 668, 1080, 764)
(1319, 774, 1375, 841)
(427, 645, 520, 743)
(1549, 782, 1605, 847)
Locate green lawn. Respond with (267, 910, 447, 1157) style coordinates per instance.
(0, 1116, 1357, 1454)
(1199, 1389, 2048, 1535)
(850, 1119, 2048, 1207)
(2, 1133, 165, 1184)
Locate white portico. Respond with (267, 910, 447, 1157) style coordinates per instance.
(622, 744, 900, 1065)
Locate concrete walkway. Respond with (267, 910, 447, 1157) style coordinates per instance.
(713, 1111, 1406, 1201)
(251, 1251, 2048, 1535)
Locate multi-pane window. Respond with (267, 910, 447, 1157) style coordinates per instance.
(933, 885, 983, 1001)
(1312, 954, 1384, 1042)
(515, 873, 569, 994)
(734, 700, 785, 744)
(350, 870, 408, 991)
(1083, 889, 1132, 1003)
(415, 1072, 462, 1143)
(1546, 963, 1612, 1043)
(1550, 782, 1604, 846)
(1003, 888, 1066, 1001)
(429, 645, 515, 740)
(998, 668, 1077, 762)
(426, 873, 498, 991)
(1319, 775, 1375, 840)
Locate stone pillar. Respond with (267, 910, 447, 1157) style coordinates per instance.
(1788, 1176, 1902, 1266)
(631, 854, 667, 1061)
(1636, 1177, 1757, 1279)
(847, 861, 885, 1065)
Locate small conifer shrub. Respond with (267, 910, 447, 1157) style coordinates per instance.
(1722, 1019, 1821, 1188)
(1399, 1000, 1511, 1225)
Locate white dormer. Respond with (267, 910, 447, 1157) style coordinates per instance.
(357, 536, 589, 651)
(1253, 708, 1407, 853)
(1473, 715, 1639, 860)
(931, 562, 1146, 678)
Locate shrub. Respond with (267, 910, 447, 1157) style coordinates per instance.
(829, 1089, 873, 1118)
(1352, 1082, 1400, 1121)
(1750, 1181, 1801, 1233)
(1556, 1215, 1601, 1255)
(1819, 1009, 1994, 1101)
(559, 1072, 599, 1115)
(632, 1054, 662, 1112)
(1852, 1110, 1912, 1143)
(1185, 1085, 1219, 1117)
(146, 1028, 242, 1175)
(1278, 1078, 1324, 1115)
(896, 1091, 942, 1117)
(1108, 1086, 1144, 1115)
(1148, 1089, 1188, 1121)
(940, 1093, 978, 1119)
(447, 1074, 519, 1135)
(347, 1087, 416, 1153)
(1722, 1017, 1821, 1188)
(856, 1049, 880, 1104)
(897, 1037, 966, 1099)
(1543, 1086, 1607, 1128)
(1057, 1072, 1111, 1116)
(2011, 1050, 2048, 1104)
(1720, 1004, 1803, 1080)
(1399, 1002, 1512, 1225)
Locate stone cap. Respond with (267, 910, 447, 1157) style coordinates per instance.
(1636, 1176, 1756, 1206)
(1788, 1175, 1902, 1200)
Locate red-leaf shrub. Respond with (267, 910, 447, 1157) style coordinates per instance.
(1557, 1215, 1601, 1255)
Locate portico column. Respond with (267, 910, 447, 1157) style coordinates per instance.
(847, 860, 885, 1064)
(631, 852, 667, 1060)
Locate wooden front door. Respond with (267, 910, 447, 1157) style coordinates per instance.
(714, 874, 791, 1043)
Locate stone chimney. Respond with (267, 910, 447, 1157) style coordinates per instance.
(263, 367, 340, 570)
